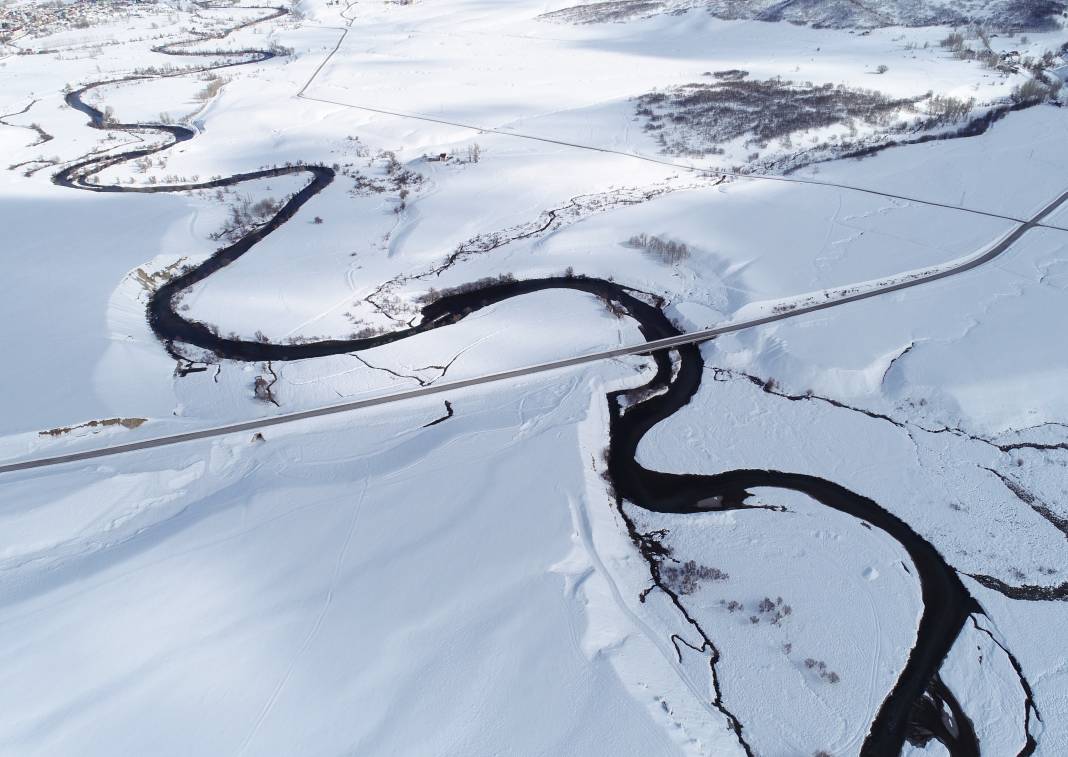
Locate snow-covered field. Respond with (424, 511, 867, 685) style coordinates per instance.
(1, 0, 1067, 754)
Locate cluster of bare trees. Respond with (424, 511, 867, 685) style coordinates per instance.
(754, 595, 792, 625)
(1012, 76, 1061, 105)
(941, 27, 1003, 69)
(709, 69, 748, 81)
(464, 142, 482, 163)
(803, 657, 841, 684)
(195, 73, 225, 101)
(344, 149, 424, 209)
(942, 26, 1061, 79)
(538, 1, 665, 25)
(209, 194, 284, 242)
(924, 94, 976, 126)
(415, 273, 517, 306)
(636, 78, 916, 157)
(625, 232, 691, 264)
(421, 142, 482, 165)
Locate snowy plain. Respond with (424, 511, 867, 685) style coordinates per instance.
(1, 0, 1067, 754)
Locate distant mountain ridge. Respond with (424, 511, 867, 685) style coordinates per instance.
(541, 0, 1067, 30)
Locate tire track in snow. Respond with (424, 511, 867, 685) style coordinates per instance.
(237, 473, 369, 756)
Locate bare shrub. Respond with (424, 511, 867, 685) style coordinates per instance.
(662, 561, 728, 595)
(803, 658, 841, 683)
(253, 374, 278, 406)
(598, 298, 626, 319)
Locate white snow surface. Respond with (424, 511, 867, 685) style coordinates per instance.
(1, 0, 1067, 755)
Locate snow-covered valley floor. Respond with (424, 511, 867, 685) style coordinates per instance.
(2, 1, 1068, 754)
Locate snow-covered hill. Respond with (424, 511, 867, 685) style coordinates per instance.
(544, 0, 1067, 30)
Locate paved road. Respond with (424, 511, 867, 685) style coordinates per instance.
(3, 184, 1065, 476)
(5, 7, 1068, 478)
